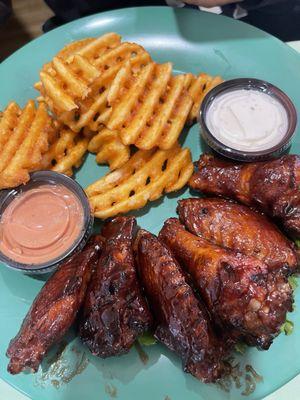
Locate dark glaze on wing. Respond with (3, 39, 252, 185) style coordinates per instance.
(79, 217, 152, 357)
(135, 229, 226, 382)
(6, 236, 104, 374)
(177, 198, 298, 274)
(159, 218, 293, 349)
(189, 154, 300, 238)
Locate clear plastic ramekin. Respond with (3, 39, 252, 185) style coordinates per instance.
(199, 78, 297, 162)
(0, 171, 93, 274)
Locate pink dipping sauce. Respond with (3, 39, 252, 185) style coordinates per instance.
(0, 184, 84, 265)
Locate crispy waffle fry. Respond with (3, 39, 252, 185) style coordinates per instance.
(38, 55, 100, 113)
(67, 49, 150, 132)
(41, 127, 88, 176)
(56, 33, 121, 62)
(184, 73, 223, 124)
(88, 127, 130, 170)
(35, 33, 121, 105)
(0, 100, 52, 189)
(106, 61, 193, 150)
(86, 144, 193, 219)
(36, 33, 152, 132)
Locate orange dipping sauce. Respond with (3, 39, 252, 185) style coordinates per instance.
(0, 184, 84, 265)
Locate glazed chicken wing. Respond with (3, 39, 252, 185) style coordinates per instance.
(159, 218, 293, 349)
(189, 154, 300, 238)
(177, 198, 298, 274)
(79, 217, 152, 357)
(6, 236, 103, 374)
(135, 229, 226, 382)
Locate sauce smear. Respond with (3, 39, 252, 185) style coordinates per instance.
(0, 184, 83, 265)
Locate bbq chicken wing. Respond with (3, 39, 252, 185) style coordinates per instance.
(189, 154, 300, 238)
(79, 217, 152, 357)
(135, 229, 226, 382)
(177, 198, 298, 274)
(6, 236, 103, 374)
(159, 218, 293, 349)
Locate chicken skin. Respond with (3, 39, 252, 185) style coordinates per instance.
(135, 229, 226, 382)
(6, 236, 103, 374)
(177, 198, 298, 274)
(159, 218, 293, 349)
(79, 217, 152, 357)
(189, 154, 300, 238)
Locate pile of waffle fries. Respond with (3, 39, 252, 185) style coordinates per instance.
(0, 33, 222, 218)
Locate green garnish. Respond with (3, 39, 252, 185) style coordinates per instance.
(138, 332, 157, 346)
(234, 342, 247, 355)
(294, 239, 300, 249)
(288, 275, 298, 291)
(280, 319, 294, 336)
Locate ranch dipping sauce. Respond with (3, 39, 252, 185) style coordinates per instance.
(0, 184, 84, 265)
(200, 78, 297, 161)
(205, 89, 289, 152)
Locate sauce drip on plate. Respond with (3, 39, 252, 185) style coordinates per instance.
(0, 184, 84, 265)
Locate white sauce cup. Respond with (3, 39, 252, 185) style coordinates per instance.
(199, 78, 297, 162)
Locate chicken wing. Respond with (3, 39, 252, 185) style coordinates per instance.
(177, 198, 298, 274)
(159, 218, 293, 349)
(135, 229, 226, 382)
(6, 236, 103, 374)
(189, 154, 300, 238)
(79, 216, 152, 357)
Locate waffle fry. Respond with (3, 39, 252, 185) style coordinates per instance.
(37, 55, 100, 112)
(36, 33, 152, 132)
(35, 33, 121, 106)
(41, 127, 88, 176)
(0, 100, 52, 189)
(88, 127, 130, 170)
(57, 33, 121, 62)
(106, 61, 193, 150)
(86, 144, 193, 219)
(184, 73, 223, 124)
(68, 49, 150, 132)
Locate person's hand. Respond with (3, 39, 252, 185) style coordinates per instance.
(184, 0, 242, 7)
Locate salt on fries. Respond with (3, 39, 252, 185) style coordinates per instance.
(88, 127, 130, 170)
(86, 144, 193, 219)
(107, 61, 193, 150)
(41, 127, 88, 176)
(0, 101, 52, 189)
(184, 73, 223, 124)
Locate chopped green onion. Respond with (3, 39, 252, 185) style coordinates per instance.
(280, 320, 294, 336)
(138, 332, 157, 346)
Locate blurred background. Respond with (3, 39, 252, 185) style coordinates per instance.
(1, 1, 300, 62)
(1, 0, 53, 61)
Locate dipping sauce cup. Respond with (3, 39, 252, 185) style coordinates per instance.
(199, 78, 297, 161)
(0, 171, 93, 274)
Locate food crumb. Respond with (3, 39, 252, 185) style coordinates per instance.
(51, 379, 60, 389)
(105, 383, 118, 398)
